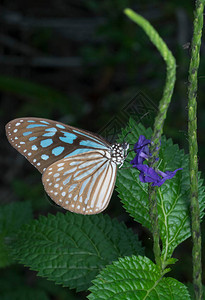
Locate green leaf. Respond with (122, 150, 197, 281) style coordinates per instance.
(0, 201, 33, 267)
(116, 119, 205, 262)
(11, 212, 143, 292)
(88, 255, 190, 299)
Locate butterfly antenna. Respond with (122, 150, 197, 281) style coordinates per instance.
(123, 130, 131, 142)
(122, 111, 150, 142)
(127, 149, 135, 155)
(120, 165, 134, 170)
(138, 111, 150, 121)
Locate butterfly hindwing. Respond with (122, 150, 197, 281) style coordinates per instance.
(42, 150, 117, 214)
(6, 117, 110, 173)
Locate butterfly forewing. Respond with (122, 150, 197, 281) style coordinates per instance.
(6, 117, 110, 173)
(42, 150, 117, 214)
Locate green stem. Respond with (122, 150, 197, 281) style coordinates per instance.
(148, 186, 161, 267)
(188, 1, 204, 299)
(124, 9, 176, 269)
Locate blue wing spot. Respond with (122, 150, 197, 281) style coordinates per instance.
(52, 146, 64, 156)
(56, 124, 65, 129)
(27, 120, 35, 122)
(43, 127, 57, 137)
(23, 131, 32, 136)
(64, 148, 92, 158)
(29, 136, 37, 141)
(80, 140, 108, 149)
(59, 131, 77, 144)
(73, 129, 106, 146)
(32, 145, 38, 150)
(41, 154, 49, 160)
(27, 124, 47, 129)
(40, 139, 53, 147)
(40, 121, 50, 124)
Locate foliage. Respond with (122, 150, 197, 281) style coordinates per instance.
(117, 120, 205, 265)
(11, 212, 143, 292)
(88, 256, 190, 299)
(6, 121, 205, 299)
(0, 202, 33, 267)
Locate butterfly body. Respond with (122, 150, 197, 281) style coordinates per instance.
(6, 118, 129, 214)
(110, 142, 129, 167)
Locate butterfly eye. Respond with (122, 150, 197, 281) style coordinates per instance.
(6, 117, 128, 214)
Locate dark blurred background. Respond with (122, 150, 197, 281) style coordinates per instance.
(1, 0, 205, 299)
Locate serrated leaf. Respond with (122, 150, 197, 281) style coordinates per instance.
(116, 119, 205, 262)
(0, 201, 33, 267)
(88, 255, 191, 299)
(11, 212, 143, 292)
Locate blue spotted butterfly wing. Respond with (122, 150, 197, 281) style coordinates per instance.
(6, 117, 111, 173)
(6, 117, 120, 215)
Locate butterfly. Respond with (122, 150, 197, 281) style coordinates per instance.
(6, 118, 129, 215)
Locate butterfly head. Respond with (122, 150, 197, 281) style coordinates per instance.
(110, 142, 129, 168)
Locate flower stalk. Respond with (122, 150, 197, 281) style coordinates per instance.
(188, 1, 204, 299)
(124, 9, 176, 269)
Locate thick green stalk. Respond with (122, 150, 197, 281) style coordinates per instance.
(124, 9, 176, 269)
(188, 1, 204, 299)
(148, 186, 161, 267)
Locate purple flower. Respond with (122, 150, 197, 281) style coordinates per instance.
(130, 135, 150, 165)
(137, 164, 161, 184)
(137, 164, 183, 187)
(134, 135, 150, 153)
(155, 168, 183, 186)
(130, 135, 182, 187)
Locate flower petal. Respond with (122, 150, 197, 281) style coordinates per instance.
(134, 135, 150, 153)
